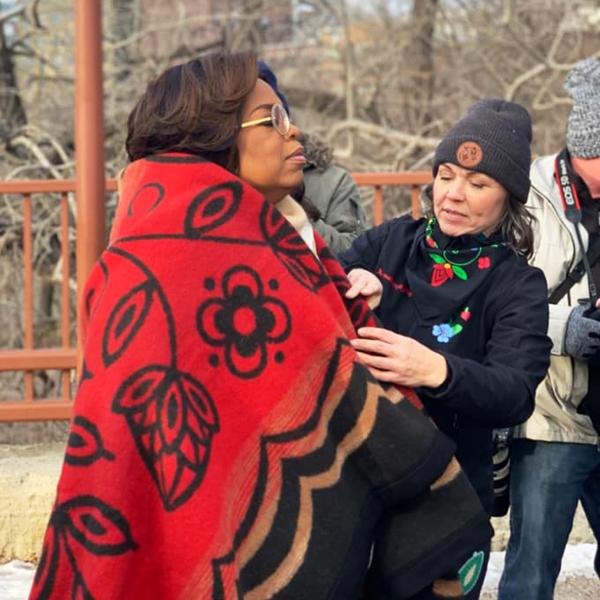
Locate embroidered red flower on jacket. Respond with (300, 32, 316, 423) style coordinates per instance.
(478, 256, 491, 270)
(431, 263, 454, 287)
(429, 254, 468, 287)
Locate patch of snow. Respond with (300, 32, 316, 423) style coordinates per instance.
(1, 544, 597, 599)
(483, 543, 598, 591)
(0, 560, 34, 600)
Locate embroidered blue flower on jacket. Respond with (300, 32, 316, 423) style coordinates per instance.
(432, 308, 470, 343)
(432, 323, 455, 343)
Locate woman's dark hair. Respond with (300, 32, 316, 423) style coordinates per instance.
(499, 195, 536, 260)
(422, 184, 535, 259)
(126, 52, 258, 173)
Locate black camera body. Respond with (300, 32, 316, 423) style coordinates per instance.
(491, 428, 511, 517)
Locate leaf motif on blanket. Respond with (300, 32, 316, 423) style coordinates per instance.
(84, 258, 109, 323)
(127, 182, 164, 217)
(260, 203, 330, 292)
(330, 273, 373, 331)
(30, 496, 137, 600)
(78, 360, 94, 386)
(113, 365, 219, 511)
(196, 265, 292, 379)
(184, 181, 242, 238)
(102, 279, 157, 368)
(65, 416, 115, 466)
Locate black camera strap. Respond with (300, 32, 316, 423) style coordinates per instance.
(549, 149, 600, 305)
(549, 240, 600, 304)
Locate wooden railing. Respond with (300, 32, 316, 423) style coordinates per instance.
(353, 171, 431, 224)
(0, 179, 117, 421)
(0, 172, 431, 421)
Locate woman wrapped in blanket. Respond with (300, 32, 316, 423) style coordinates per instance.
(30, 53, 491, 600)
(340, 100, 552, 599)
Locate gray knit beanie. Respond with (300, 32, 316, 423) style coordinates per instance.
(433, 98, 532, 202)
(565, 57, 600, 159)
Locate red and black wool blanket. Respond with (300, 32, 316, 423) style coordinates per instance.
(30, 155, 491, 600)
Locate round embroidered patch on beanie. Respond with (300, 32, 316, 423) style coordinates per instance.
(565, 57, 600, 159)
(456, 141, 483, 168)
(433, 98, 533, 202)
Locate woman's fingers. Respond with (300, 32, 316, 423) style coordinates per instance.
(356, 326, 405, 345)
(345, 269, 382, 299)
(350, 337, 391, 356)
(366, 291, 382, 309)
(358, 361, 397, 382)
(345, 277, 366, 299)
(353, 327, 446, 388)
(353, 350, 395, 371)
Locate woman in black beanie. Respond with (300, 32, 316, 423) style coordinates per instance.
(340, 99, 552, 599)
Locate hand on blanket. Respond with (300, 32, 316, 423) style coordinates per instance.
(432, 579, 464, 599)
(385, 574, 465, 599)
(409, 579, 464, 599)
(350, 326, 448, 388)
(345, 268, 383, 309)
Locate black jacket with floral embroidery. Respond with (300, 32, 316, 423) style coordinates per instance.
(340, 215, 551, 510)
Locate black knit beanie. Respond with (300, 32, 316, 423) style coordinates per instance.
(433, 99, 532, 202)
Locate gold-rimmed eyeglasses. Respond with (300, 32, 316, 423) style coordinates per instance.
(240, 103, 291, 137)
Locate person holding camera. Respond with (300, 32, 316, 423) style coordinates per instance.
(498, 57, 600, 600)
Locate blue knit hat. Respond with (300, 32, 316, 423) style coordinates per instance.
(433, 99, 533, 202)
(258, 61, 290, 115)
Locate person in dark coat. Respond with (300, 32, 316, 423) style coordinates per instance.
(340, 99, 552, 600)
